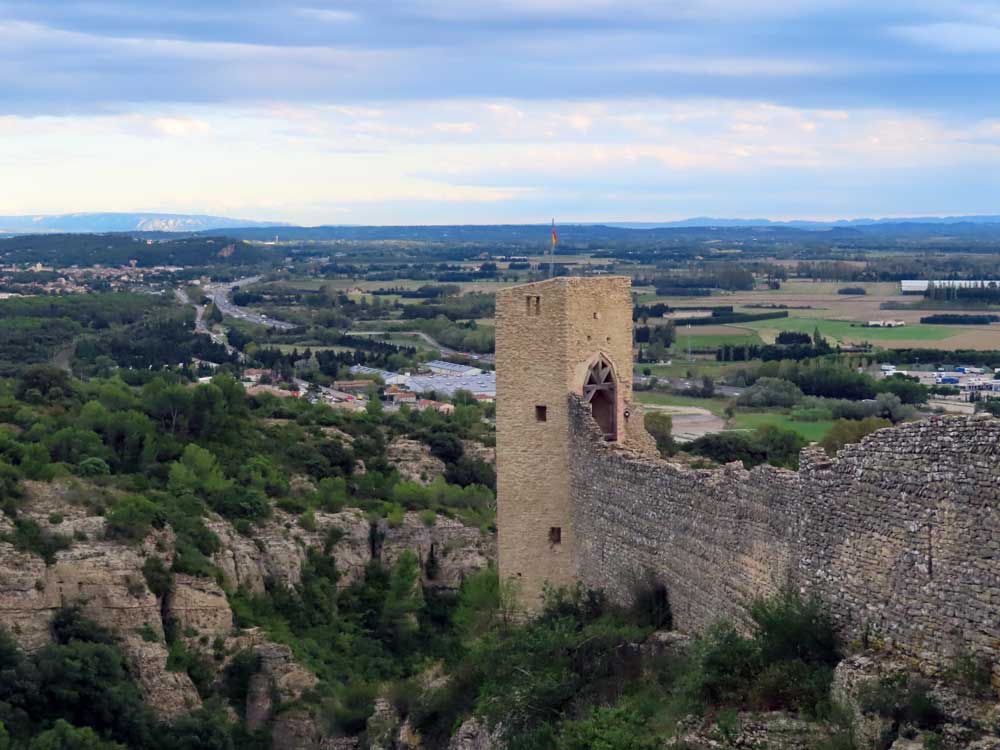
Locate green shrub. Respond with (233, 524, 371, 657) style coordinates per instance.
(142, 557, 174, 599)
(386, 503, 405, 528)
(137, 623, 160, 643)
(630, 576, 672, 630)
(556, 704, 660, 750)
(28, 719, 124, 750)
(104, 495, 161, 543)
(166, 639, 215, 698)
(643, 412, 674, 457)
(51, 607, 115, 645)
(77, 457, 111, 477)
(750, 588, 838, 667)
(675, 622, 759, 708)
(327, 682, 378, 736)
(857, 674, 944, 729)
(949, 651, 994, 699)
(750, 659, 832, 715)
(299, 510, 317, 532)
(419, 509, 437, 527)
(222, 649, 261, 717)
(6, 517, 71, 564)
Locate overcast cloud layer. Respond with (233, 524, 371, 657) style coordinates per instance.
(1, 1, 999, 224)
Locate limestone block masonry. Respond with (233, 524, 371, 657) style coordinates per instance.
(497, 275, 1000, 682)
(496, 277, 651, 606)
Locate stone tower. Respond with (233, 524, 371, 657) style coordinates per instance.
(495, 276, 649, 606)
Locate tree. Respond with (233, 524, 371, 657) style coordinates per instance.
(45, 428, 105, 466)
(379, 551, 424, 649)
(444, 456, 496, 490)
(168, 444, 231, 498)
(819, 417, 891, 456)
(142, 380, 192, 436)
(28, 720, 124, 750)
(16, 366, 74, 403)
(104, 495, 161, 543)
(643, 412, 674, 457)
(875, 374, 928, 405)
(737, 378, 804, 409)
(426, 432, 464, 464)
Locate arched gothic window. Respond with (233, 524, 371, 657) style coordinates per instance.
(583, 356, 617, 440)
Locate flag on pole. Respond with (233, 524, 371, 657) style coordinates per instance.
(551, 223, 558, 249)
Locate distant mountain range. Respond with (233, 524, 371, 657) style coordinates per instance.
(602, 215, 1000, 229)
(4, 212, 1000, 239)
(0, 212, 289, 234)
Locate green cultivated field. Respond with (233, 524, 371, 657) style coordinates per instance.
(746, 316, 958, 343)
(640, 360, 745, 379)
(670, 331, 763, 350)
(730, 411, 834, 442)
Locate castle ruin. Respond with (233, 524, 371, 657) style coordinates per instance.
(496, 276, 1000, 682)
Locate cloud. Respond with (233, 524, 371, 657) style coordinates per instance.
(294, 7, 360, 23)
(2, 1, 1000, 221)
(895, 22, 1000, 53)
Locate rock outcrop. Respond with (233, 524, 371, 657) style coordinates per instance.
(381, 513, 495, 591)
(209, 508, 372, 593)
(387, 439, 446, 484)
(167, 574, 233, 646)
(832, 654, 1000, 750)
(245, 643, 319, 730)
(447, 719, 499, 750)
(0, 477, 495, 735)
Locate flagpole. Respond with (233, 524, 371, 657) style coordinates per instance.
(548, 218, 555, 279)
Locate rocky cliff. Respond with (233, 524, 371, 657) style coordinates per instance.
(0, 478, 495, 739)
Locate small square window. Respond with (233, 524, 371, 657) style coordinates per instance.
(593, 311, 600, 320)
(525, 295, 541, 315)
(535, 405, 547, 422)
(549, 527, 562, 544)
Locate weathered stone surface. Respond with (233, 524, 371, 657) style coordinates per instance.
(366, 697, 401, 750)
(271, 709, 323, 750)
(388, 438, 446, 484)
(638, 629, 691, 676)
(447, 718, 499, 750)
(121, 633, 203, 719)
(462, 441, 496, 466)
(245, 642, 319, 730)
(669, 711, 831, 749)
(831, 657, 898, 750)
(570, 401, 1000, 679)
(0, 490, 196, 719)
(166, 574, 233, 645)
(320, 739, 360, 750)
(381, 512, 495, 591)
(209, 508, 372, 594)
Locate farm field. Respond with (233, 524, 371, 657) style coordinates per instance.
(670, 326, 763, 351)
(744, 316, 959, 344)
(729, 411, 835, 442)
(640, 360, 747, 379)
(635, 391, 730, 417)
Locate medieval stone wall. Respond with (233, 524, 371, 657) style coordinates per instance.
(569, 398, 1000, 675)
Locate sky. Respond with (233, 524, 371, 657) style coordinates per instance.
(2, 1, 1000, 225)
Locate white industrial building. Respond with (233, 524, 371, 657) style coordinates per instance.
(348, 365, 410, 386)
(901, 280, 1000, 293)
(424, 360, 485, 376)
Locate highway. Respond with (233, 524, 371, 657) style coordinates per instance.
(175, 285, 243, 360)
(347, 329, 495, 364)
(204, 276, 296, 331)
